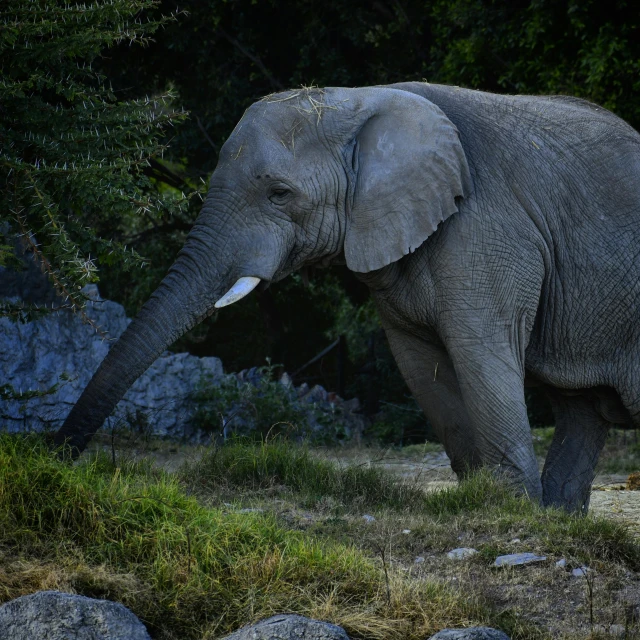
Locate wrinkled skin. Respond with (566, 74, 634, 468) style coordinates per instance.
(56, 83, 640, 513)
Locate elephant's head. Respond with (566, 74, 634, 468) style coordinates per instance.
(55, 86, 471, 455)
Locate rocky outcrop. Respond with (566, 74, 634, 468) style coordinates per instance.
(0, 284, 365, 442)
(220, 614, 351, 640)
(0, 285, 223, 439)
(0, 590, 151, 640)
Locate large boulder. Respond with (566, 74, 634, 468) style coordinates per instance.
(221, 614, 351, 640)
(0, 284, 223, 439)
(0, 590, 151, 640)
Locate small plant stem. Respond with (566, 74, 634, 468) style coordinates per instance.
(375, 542, 391, 607)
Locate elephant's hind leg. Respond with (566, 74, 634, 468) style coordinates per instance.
(541, 390, 609, 513)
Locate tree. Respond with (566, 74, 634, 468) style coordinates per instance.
(0, 0, 189, 321)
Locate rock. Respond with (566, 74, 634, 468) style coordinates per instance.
(447, 547, 478, 560)
(414, 556, 425, 564)
(0, 285, 223, 440)
(555, 558, 567, 568)
(220, 614, 350, 640)
(303, 385, 328, 404)
(341, 397, 361, 413)
(0, 590, 151, 640)
(279, 372, 293, 388)
(362, 514, 376, 523)
(402, 529, 411, 534)
(428, 627, 510, 639)
(572, 566, 591, 577)
(494, 553, 546, 567)
(626, 472, 640, 490)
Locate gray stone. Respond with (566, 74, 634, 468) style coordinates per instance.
(221, 614, 350, 640)
(0, 285, 224, 439)
(494, 552, 546, 567)
(555, 558, 567, 568)
(0, 590, 151, 640)
(362, 514, 376, 523)
(428, 627, 511, 640)
(572, 566, 592, 577)
(447, 547, 478, 560)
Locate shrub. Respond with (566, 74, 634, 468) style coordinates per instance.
(191, 363, 308, 440)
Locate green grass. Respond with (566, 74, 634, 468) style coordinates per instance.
(0, 434, 492, 640)
(2, 435, 639, 639)
(183, 440, 640, 571)
(395, 441, 445, 457)
(181, 438, 427, 511)
(423, 470, 640, 567)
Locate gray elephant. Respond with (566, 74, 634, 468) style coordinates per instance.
(55, 82, 640, 513)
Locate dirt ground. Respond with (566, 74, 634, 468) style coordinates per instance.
(318, 447, 640, 537)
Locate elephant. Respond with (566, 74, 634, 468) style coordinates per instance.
(55, 82, 640, 513)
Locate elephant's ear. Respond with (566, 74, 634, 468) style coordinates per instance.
(336, 88, 471, 273)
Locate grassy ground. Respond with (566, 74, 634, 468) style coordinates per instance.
(1, 433, 639, 639)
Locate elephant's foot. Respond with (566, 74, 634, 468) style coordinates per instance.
(541, 468, 593, 514)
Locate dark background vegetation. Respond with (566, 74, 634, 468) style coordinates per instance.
(5, 0, 640, 443)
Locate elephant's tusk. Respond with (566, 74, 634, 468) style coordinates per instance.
(214, 276, 261, 308)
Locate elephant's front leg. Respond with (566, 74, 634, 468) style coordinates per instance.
(384, 327, 481, 477)
(445, 337, 543, 501)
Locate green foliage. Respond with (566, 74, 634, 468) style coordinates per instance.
(429, 0, 640, 124)
(0, 0, 189, 313)
(369, 401, 432, 446)
(532, 427, 556, 457)
(191, 362, 309, 439)
(101, 0, 640, 178)
(331, 294, 381, 364)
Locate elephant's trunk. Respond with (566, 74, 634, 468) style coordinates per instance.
(53, 235, 234, 457)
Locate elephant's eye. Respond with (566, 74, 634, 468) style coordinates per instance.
(269, 187, 292, 205)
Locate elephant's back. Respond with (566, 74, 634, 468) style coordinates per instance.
(390, 81, 640, 230)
